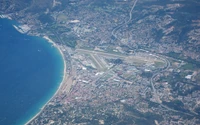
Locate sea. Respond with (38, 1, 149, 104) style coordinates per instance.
(0, 19, 64, 125)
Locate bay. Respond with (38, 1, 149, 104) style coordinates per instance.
(0, 19, 64, 125)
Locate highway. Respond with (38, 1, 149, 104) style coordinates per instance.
(111, 0, 138, 41)
(149, 54, 195, 116)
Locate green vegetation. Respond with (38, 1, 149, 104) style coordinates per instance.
(165, 52, 200, 68)
(166, 52, 183, 59)
(61, 35, 77, 48)
(181, 63, 196, 70)
(162, 100, 190, 113)
(195, 74, 200, 83)
(91, 0, 115, 7)
(79, 47, 94, 51)
(104, 113, 119, 124)
(152, 28, 164, 42)
(123, 104, 163, 124)
(57, 26, 71, 34)
(112, 59, 123, 64)
(38, 14, 54, 24)
(141, 71, 153, 78)
(154, 61, 165, 67)
(194, 107, 200, 115)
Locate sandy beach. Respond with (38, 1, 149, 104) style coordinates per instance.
(25, 36, 67, 125)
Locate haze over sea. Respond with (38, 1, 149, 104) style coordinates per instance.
(0, 19, 64, 125)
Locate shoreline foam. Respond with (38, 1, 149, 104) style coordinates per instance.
(24, 36, 67, 125)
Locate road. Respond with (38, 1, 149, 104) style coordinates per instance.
(111, 0, 138, 41)
(149, 53, 195, 116)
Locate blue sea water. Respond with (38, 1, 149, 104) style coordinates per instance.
(0, 19, 64, 125)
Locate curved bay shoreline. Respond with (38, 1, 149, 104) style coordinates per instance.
(24, 36, 67, 125)
(0, 17, 67, 125)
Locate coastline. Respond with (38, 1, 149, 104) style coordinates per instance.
(13, 24, 31, 34)
(24, 36, 67, 125)
(0, 14, 12, 20)
(1, 18, 67, 125)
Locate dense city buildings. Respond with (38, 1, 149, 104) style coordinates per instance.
(1, 0, 200, 124)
